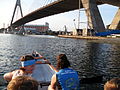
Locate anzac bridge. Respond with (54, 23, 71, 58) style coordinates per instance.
(10, 0, 120, 34)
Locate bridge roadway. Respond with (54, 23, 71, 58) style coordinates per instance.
(11, 0, 120, 28)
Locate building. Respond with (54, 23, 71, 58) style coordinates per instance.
(24, 22, 49, 34)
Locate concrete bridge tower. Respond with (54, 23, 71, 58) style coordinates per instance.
(81, 0, 105, 33)
(109, 8, 120, 30)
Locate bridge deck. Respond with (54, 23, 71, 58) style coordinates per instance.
(11, 0, 120, 28)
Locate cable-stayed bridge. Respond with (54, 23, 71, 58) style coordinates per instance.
(10, 0, 120, 34)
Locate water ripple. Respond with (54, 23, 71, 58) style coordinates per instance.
(0, 34, 120, 89)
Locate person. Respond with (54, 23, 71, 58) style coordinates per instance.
(48, 54, 80, 90)
(3, 55, 36, 82)
(32, 51, 50, 64)
(32, 51, 44, 60)
(104, 78, 120, 90)
(4, 53, 51, 82)
(7, 75, 38, 90)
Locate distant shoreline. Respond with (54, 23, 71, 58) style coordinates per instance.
(58, 35, 120, 44)
(58, 35, 108, 40)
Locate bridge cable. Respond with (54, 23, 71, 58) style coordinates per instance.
(43, 0, 48, 6)
(28, 0, 44, 12)
(44, 0, 54, 6)
(50, 0, 53, 3)
(15, 6, 19, 21)
(46, 0, 50, 6)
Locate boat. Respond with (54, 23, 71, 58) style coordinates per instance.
(31, 51, 103, 89)
(0, 51, 57, 90)
(1, 51, 103, 90)
(31, 51, 58, 90)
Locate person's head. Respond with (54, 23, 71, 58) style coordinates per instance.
(104, 78, 120, 90)
(56, 54, 70, 69)
(7, 76, 38, 90)
(20, 55, 35, 73)
(20, 55, 34, 61)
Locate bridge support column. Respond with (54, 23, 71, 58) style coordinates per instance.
(81, 0, 105, 32)
(109, 8, 120, 30)
(18, 25, 25, 35)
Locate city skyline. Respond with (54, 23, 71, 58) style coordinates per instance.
(0, 0, 118, 31)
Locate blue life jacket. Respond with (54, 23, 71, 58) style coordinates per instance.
(56, 68, 80, 90)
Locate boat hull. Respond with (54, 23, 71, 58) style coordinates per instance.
(32, 52, 57, 90)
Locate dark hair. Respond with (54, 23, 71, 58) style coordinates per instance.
(104, 78, 120, 90)
(20, 55, 34, 61)
(56, 54, 70, 69)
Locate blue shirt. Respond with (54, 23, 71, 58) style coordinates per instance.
(56, 68, 80, 90)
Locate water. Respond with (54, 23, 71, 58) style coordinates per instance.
(0, 34, 120, 90)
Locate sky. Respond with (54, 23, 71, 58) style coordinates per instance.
(0, 0, 119, 31)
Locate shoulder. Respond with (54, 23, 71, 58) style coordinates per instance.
(67, 68, 78, 73)
(51, 74, 56, 80)
(49, 74, 57, 89)
(51, 74, 57, 84)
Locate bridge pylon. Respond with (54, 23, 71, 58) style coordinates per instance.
(109, 8, 120, 30)
(81, 0, 105, 33)
(10, 0, 25, 35)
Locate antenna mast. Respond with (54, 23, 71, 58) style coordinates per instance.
(78, 0, 81, 29)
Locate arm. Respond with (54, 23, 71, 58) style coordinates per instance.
(34, 56, 44, 60)
(48, 74, 57, 90)
(36, 59, 51, 64)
